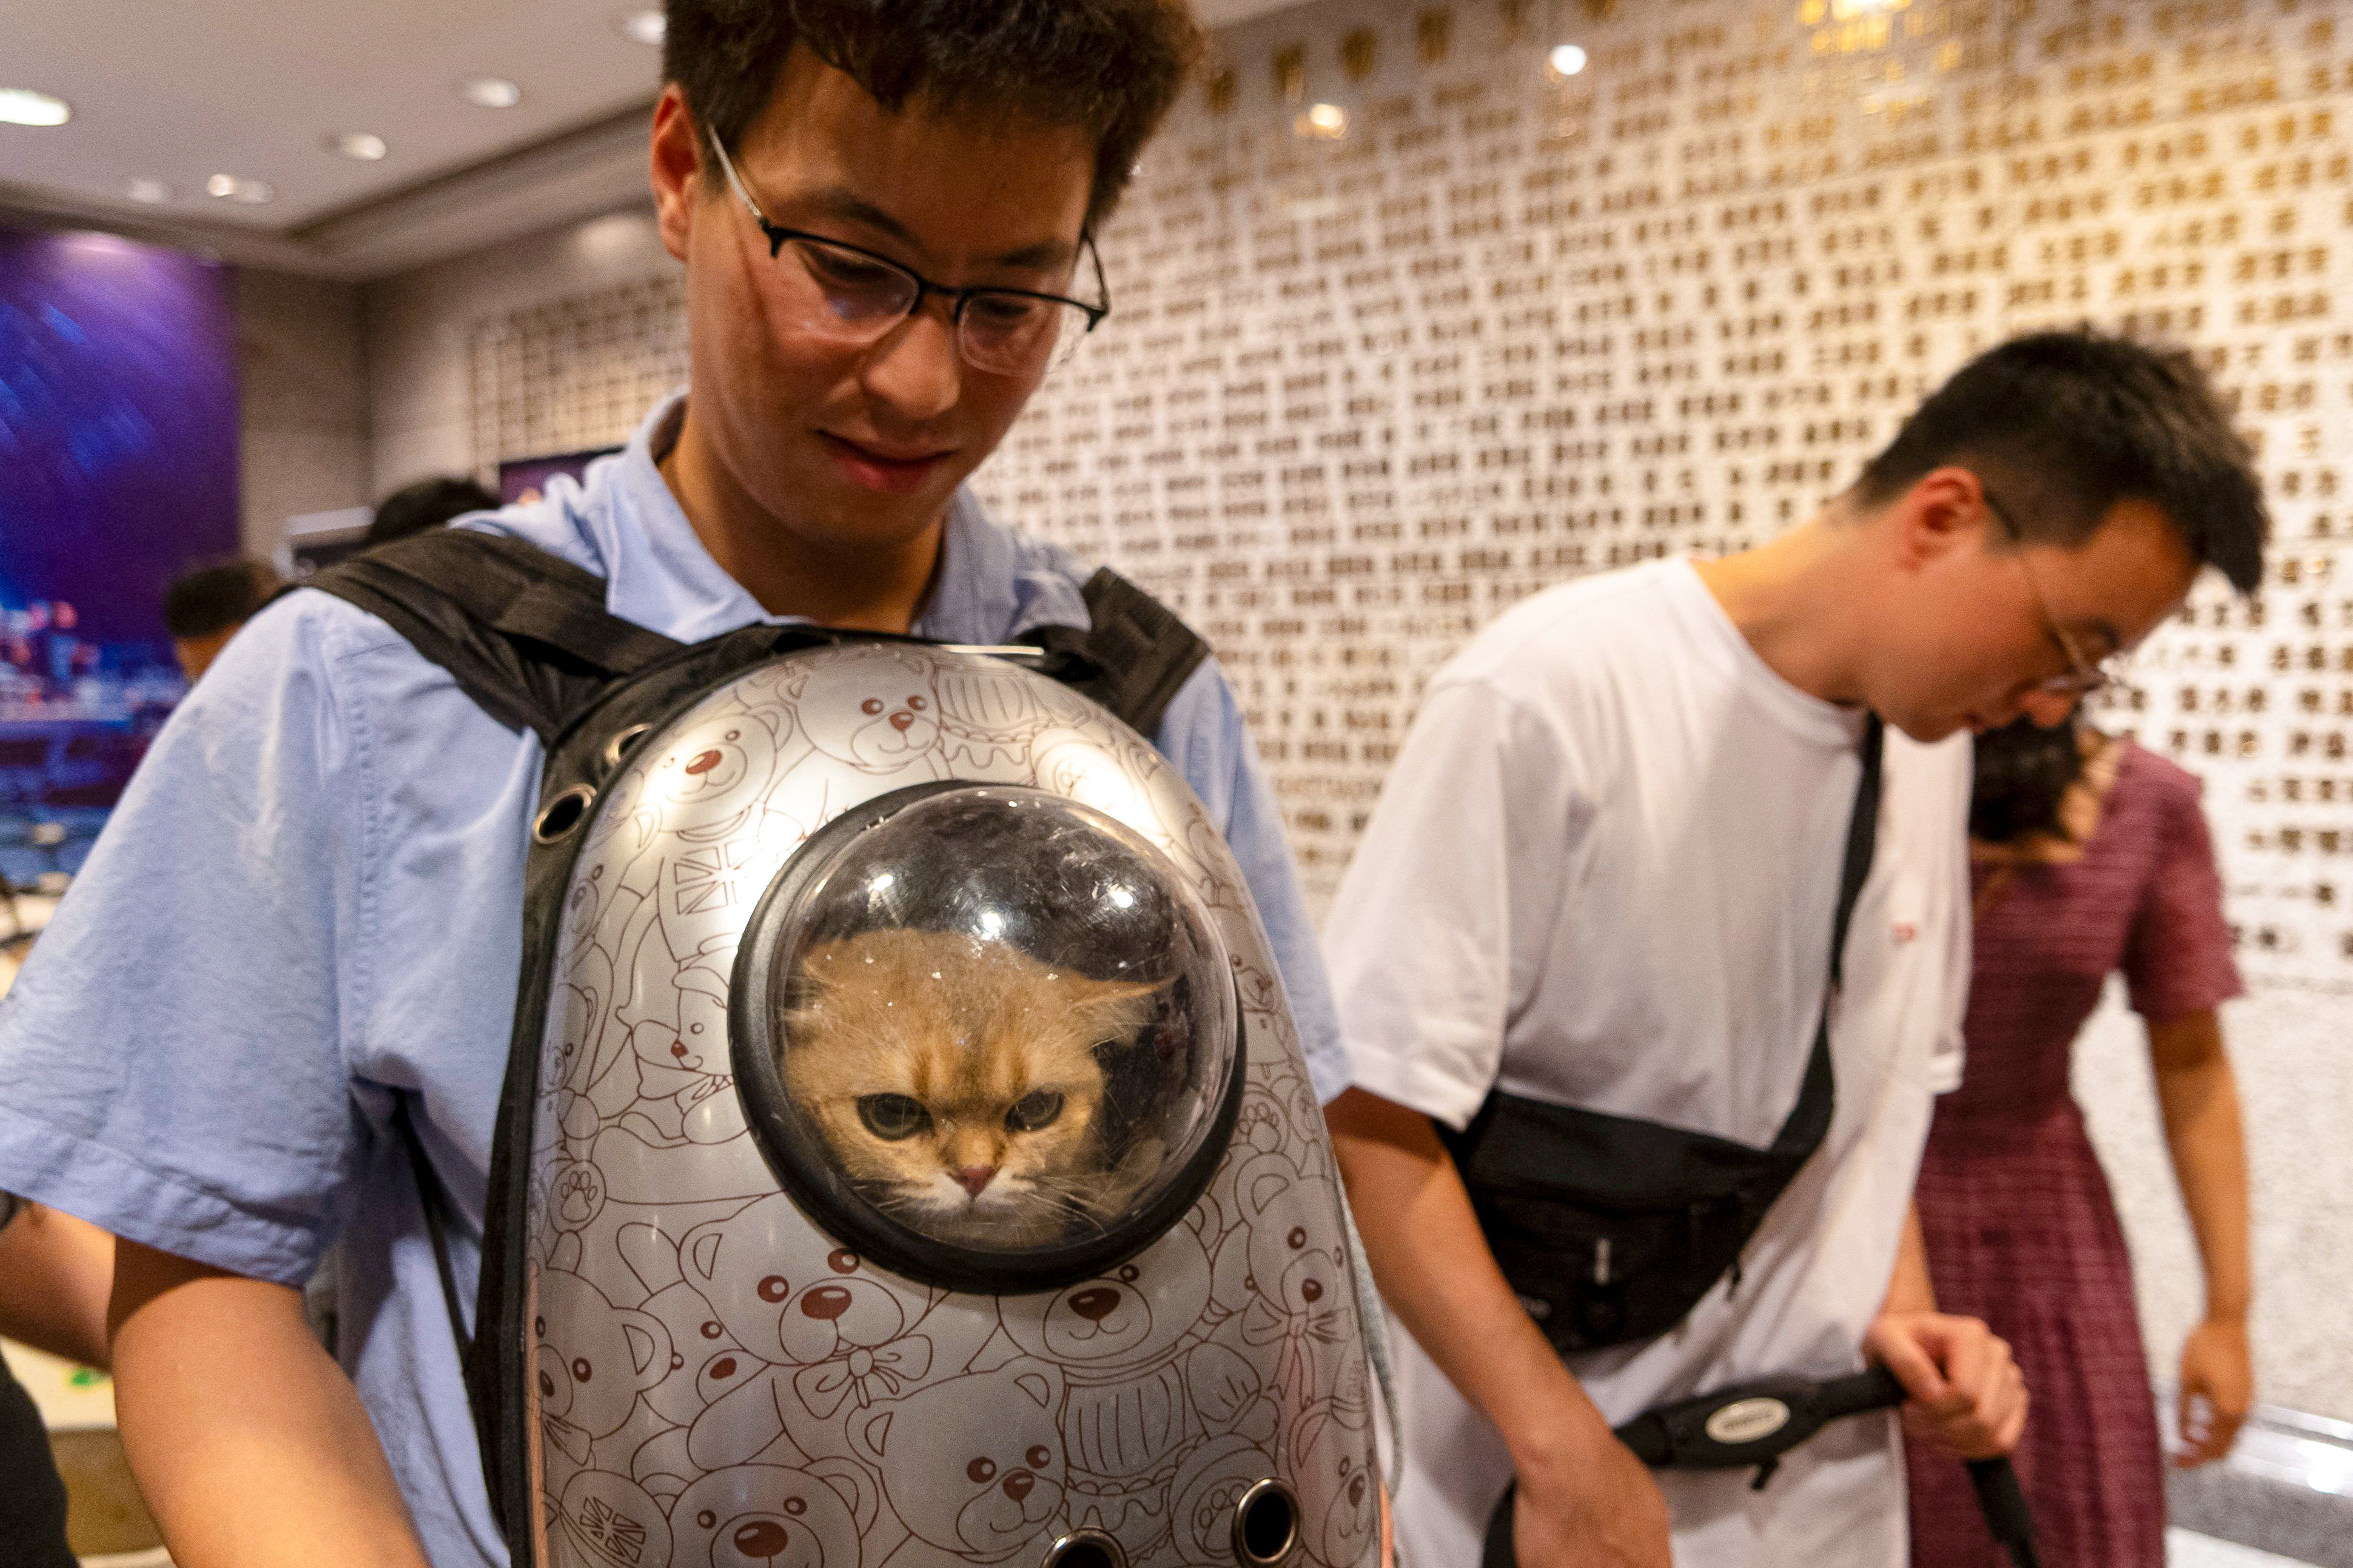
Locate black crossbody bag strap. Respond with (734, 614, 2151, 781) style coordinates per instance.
(1019, 568, 1211, 739)
(1440, 714, 1885, 1353)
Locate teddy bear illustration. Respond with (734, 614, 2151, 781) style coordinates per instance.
(646, 708, 787, 840)
(850, 1358, 1068, 1568)
(677, 1196, 993, 1470)
(534, 1269, 674, 1495)
(777, 648, 949, 779)
(1213, 1152, 1354, 1414)
(1289, 1393, 1380, 1567)
(549, 1466, 673, 1568)
(668, 1459, 876, 1568)
(632, 1275, 748, 1430)
(999, 1218, 1275, 1547)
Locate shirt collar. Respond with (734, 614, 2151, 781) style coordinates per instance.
(557, 390, 1090, 646)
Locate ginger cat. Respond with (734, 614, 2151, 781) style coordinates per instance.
(781, 926, 1167, 1245)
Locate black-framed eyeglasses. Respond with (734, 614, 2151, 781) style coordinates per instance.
(707, 135, 1110, 379)
(1981, 488, 2137, 699)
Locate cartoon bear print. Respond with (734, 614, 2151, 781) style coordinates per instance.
(534, 1269, 674, 1495)
(850, 1358, 1067, 1568)
(678, 1196, 993, 1471)
(615, 959, 733, 1132)
(786, 649, 948, 779)
(999, 1218, 1274, 1549)
(1212, 1152, 1354, 1416)
(1289, 1395, 1380, 1567)
(669, 1459, 876, 1568)
(646, 708, 786, 841)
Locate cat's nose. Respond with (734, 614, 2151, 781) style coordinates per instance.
(685, 749, 723, 775)
(1002, 1472, 1035, 1503)
(955, 1165, 996, 1198)
(890, 711, 914, 731)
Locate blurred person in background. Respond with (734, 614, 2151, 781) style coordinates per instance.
(361, 475, 500, 548)
(161, 558, 281, 682)
(1907, 708, 2252, 1567)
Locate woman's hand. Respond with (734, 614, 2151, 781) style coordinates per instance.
(2174, 1318, 2252, 1467)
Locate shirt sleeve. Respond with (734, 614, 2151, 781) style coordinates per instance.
(0, 595, 371, 1287)
(2121, 767, 2245, 1024)
(1154, 660, 1350, 1104)
(1321, 680, 1582, 1130)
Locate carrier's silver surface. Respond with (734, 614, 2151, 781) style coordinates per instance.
(525, 643, 1378, 1568)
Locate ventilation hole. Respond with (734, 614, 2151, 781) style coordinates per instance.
(1232, 1479, 1298, 1565)
(602, 722, 653, 773)
(532, 784, 597, 844)
(1041, 1530, 1124, 1568)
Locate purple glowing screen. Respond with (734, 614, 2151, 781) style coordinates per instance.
(0, 227, 240, 648)
(0, 226, 240, 822)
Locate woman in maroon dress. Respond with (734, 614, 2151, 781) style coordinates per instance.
(1907, 714, 2254, 1566)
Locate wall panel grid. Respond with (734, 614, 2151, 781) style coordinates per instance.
(472, 0, 2353, 990)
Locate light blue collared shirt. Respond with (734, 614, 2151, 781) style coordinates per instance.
(0, 394, 1341, 1567)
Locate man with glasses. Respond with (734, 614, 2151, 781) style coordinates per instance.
(0, 6, 1355, 1566)
(1324, 330, 2266, 1568)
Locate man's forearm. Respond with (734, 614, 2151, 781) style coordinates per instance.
(1325, 1088, 1611, 1465)
(1879, 1201, 1938, 1318)
(110, 1241, 431, 1568)
(0, 1203, 114, 1366)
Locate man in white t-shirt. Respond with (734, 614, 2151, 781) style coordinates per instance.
(1324, 331, 2268, 1567)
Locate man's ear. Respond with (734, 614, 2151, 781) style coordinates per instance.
(1887, 465, 1991, 573)
(650, 85, 705, 263)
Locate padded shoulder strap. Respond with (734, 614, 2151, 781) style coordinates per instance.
(294, 530, 684, 747)
(1023, 568, 1212, 738)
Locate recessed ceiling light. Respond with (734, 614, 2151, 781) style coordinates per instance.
(125, 178, 174, 204)
(617, 10, 665, 45)
(205, 173, 275, 204)
(0, 88, 72, 127)
(1295, 102, 1348, 139)
(330, 132, 389, 161)
(1547, 44, 1589, 79)
(461, 76, 523, 109)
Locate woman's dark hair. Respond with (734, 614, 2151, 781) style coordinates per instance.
(662, 0, 1203, 230)
(1969, 714, 2088, 846)
(366, 476, 500, 546)
(1853, 329, 2268, 594)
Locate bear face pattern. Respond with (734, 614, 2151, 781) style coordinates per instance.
(519, 646, 1379, 1566)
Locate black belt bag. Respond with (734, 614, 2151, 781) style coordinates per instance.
(1438, 717, 1884, 1355)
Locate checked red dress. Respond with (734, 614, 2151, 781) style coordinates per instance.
(1905, 742, 2242, 1567)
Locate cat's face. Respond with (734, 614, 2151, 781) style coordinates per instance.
(780, 927, 1162, 1243)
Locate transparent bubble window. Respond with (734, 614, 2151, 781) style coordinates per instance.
(731, 785, 1243, 1290)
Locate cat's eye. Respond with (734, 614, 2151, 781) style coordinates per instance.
(858, 1093, 933, 1140)
(1005, 1090, 1066, 1133)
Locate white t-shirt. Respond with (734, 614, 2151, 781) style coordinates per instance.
(1326, 558, 1970, 1568)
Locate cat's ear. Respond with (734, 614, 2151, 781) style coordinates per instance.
(1075, 977, 1170, 1044)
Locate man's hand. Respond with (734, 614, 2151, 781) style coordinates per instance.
(1865, 1309, 2027, 1459)
(2174, 1317, 2252, 1467)
(1510, 1423, 1674, 1568)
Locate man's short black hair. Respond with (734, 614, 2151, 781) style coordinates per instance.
(663, 0, 1203, 230)
(1853, 328, 2268, 594)
(163, 558, 281, 640)
(366, 476, 501, 547)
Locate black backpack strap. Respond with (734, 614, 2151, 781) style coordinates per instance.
(293, 529, 685, 748)
(391, 1094, 474, 1365)
(1021, 568, 1212, 739)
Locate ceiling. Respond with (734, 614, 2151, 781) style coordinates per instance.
(0, 0, 1306, 280)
